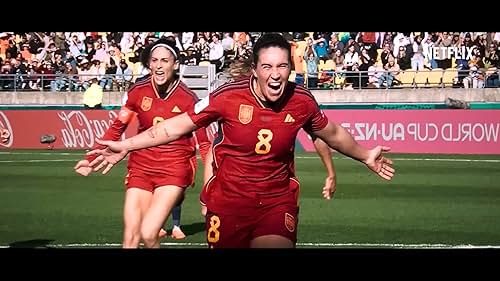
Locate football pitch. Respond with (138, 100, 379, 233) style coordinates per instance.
(1, 149, 500, 249)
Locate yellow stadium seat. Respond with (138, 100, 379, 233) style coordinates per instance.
(414, 69, 430, 87)
(323, 60, 336, 71)
(428, 68, 444, 87)
(395, 71, 415, 87)
(442, 68, 458, 87)
(377, 49, 383, 63)
(317, 60, 326, 71)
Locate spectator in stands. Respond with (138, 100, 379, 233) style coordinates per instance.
(484, 67, 499, 88)
(396, 46, 412, 70)
(380, 42, 393, 67)
(93, 42, 108, 63)
(411, 34, 425, 71)
(77, 58, 92, 90)
(208, 33, 224, 72)
(485, 43, 499, 69)
(194, 35, 210, 63)
(332, 49, 344, 71)
(343, 43, 359, 71)
(422, 33, 438, 69)
(181, 32, 195, 51)
(463, 66, 485, 88)
(61, 60, 79, 91)
(5, 40, 18, 60)
(82, 78, 104, 109)
(180, 46, 198, 66)
(108, 45, 122, 66)
(378, 54, 400, 88)
(304, 46, 319, 88)
(221, 32, 235, 57)
(345, 62, 362, 89)
(100, 58, 117, 90)
(314, 38, 329, 61)
(358, 47, 374, 88)
(115, 59, 133, 91)
(474, 33, 488, 57)
(328, 33, 344, 59)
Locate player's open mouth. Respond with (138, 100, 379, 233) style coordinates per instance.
(155, 71, 165, 81)
(268, 82, 281, 92)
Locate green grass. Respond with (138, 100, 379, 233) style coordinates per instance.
(1, 150, 500, 248)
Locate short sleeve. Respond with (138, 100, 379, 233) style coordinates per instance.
(302, 97, 328, 135)
(187, 94, 223, 129)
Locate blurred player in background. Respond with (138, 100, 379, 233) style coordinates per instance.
(74, 38, 210, 248)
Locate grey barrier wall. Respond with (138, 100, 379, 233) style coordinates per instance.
(1, 88, 499, 106)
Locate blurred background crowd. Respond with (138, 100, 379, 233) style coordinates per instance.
(0, 32, 498, 91)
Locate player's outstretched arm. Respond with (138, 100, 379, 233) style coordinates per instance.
(314, 122, 395, 181)
(87, 112, 198, 174)
(312, 137, 337, 199)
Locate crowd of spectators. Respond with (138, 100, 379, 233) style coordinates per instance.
(0, 32, 498, 92)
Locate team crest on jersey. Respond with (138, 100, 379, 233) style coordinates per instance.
(141, 97, 153, 111)
(238, 104, 253, 124)
(285, 212, 295, 232)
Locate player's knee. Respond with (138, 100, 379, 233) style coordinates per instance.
(140, 227, 159, 246)
(123, 231, 141, 248)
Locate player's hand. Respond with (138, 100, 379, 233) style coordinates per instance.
(86, 139, 128, 174)
(322, 176, 337, 200)
(365, 145, 395, 181)
(74, 159, 93, 176)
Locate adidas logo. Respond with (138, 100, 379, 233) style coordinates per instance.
(171, 106, 181, 113)
(284, 113, 295, 123)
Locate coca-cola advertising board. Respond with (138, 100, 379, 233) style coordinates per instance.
(0, 110, 138, 149)
(1, 109, 499, 154)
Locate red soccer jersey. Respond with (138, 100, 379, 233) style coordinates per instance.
(88, 77, 206, 173)
(187, 76, 328, 214)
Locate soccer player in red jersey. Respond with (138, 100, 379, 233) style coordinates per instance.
(198, 57, 337, 217)
(87, 33, 395, 248)
(74, 38, 210, 248)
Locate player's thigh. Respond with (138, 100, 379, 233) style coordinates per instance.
(141, 185, 185, 235)
(123, 187, 153, 232)
(252, 203, 299, 246)
(205, 211, 253, 248)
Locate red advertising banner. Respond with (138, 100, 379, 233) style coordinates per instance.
(1, 109, 500, 154)
(0, 110, 138, 149)
(297, 110, 500, 154)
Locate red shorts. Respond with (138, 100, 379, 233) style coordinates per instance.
(204, 178, 301, 248)
(205, 204, 299, 248)
(125, 158, 197, 192)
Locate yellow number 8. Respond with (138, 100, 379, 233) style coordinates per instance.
(254, 129, 273, 155)
(207, 215, 221, 243)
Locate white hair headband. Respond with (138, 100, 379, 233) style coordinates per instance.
(151, 43, 178, 60)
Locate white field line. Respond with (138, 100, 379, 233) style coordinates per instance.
(1, 151, 499, 163)
(1, 242, 499, 249)
(0, 152, 80, 155)
(0, 159, 77, 163)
